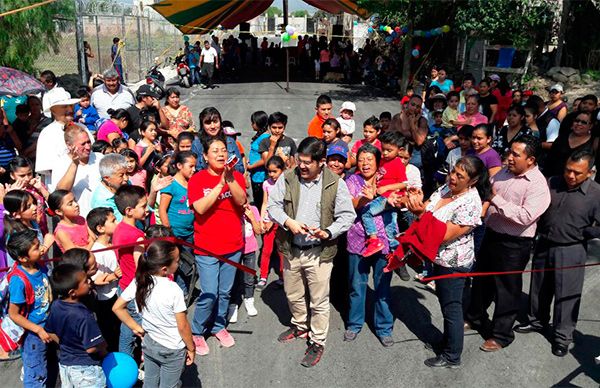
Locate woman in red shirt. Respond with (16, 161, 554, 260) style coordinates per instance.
(188, 136, 247, 356)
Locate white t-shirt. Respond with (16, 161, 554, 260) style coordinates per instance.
(337, 116, 355, 135)
(121, 276, 187, 350)
(406, 163, 422, 189)
(90, 84, 135, 119)
(51, 152, 103, 217)
(91, 241, 119, 300)
(201, 47, 218, 63)
(445, 148, 462, 172)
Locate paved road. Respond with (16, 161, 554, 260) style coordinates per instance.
(2, 82, 600, 387)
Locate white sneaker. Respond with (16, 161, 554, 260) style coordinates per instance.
(228, 304, 238, 323)
(244, 297, 258, 316)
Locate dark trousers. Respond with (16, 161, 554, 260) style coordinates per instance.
(231, 251, 257, 305)
(527, 239, 587, 346)
(201, 63, 215, 86)
(434, 264, 468, 364)
(251, 180, 264, 208)
(96, 295, 120, 352)
(466, 229, 532, 347)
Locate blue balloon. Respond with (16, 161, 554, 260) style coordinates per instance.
(411, 49, 420, 58)
(385, 36, 393, 43)
(401, 26, 409, 34)
(379, 25, 385, 31)
(424, 31, 432, 38)
(368, 27, 374, 33)
(102, 352, 138, 388)
(391, 31, 397, 38)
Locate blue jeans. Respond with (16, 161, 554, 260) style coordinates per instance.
(22, 330, 47, 387)
(142, 335, 186, 388)
(434, 263, 469, 364)
(58, 364, 105, 388)
(189, 67, 197, 84)
(192, 251, 241, 335)
(118, 286, 142, 358)
(361, 196, 398, 249)
(347, 253, 394, 337)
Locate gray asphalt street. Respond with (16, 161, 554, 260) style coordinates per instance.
(2, 81, 600, 387)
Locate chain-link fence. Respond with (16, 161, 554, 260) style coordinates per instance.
(35, 0, 184, 86)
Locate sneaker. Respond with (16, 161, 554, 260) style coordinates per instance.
(301, 342, 324, 367)
(256, 278, 267, 291)
(137, 367, 145, 381)
(228, 304, 238, 323)
(277, 327, 309, 343)
(362, 237, 384, 257)
(193, 335, 210, 356)
(343, 330, 358, 342)
(244, 297, 258, 316)
(395, 265, 411, 281)
(426, 281, 436, 292)
(214, 329, 235, 348)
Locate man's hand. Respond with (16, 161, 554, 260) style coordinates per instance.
(285, 218, 307, 235)
(305, 226, 330, 240)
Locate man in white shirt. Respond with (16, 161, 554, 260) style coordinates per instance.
(40, 70, 67, 118)
(53, 124, 103, 217)
(90, 68, 135, 118)
(35, 89, 82, 188)
(200, 40, 219, 89)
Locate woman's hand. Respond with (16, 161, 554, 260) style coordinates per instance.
(133, 325, 145, 338)
(406, 192, 426, 216)
(361, 182, 376, 200)
(152, 175, 174, 193)
(186, 349, 195, 366)
(223, 163, 235, 183)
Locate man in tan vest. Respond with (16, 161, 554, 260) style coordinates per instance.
(267, 137, 355, 367)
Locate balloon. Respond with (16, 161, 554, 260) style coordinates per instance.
(368, 27, 374, 33)
(285, 25, 295, 35)
(385, 36, 393, 43)
(415, 44, 421, 50)
(379, 25, 385, 31)
(442, 25, 450, 33)
(391, 31, 397, 38)
(394, 26, 401, 33)
(435, 27, 443, 35)
(424, 31, 432, 38)
(388, 28, 394, 34)
(401, 26, 409, 34)
(282, 33, 290, 42)
(292, 33, 298, 39)
(183, 35, 189, 42)
(414, 30, 422, 37)
(411, 49, 420, 58)
(353, 20, 359, 26)
(102, 352, 138, 388)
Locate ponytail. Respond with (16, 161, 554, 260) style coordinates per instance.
(135, 240, 179, 311)
(3, 190, 35, 237)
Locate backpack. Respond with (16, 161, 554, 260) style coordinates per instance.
(0, 264, 34, 352)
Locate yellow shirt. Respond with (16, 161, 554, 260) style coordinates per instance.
(442, 106, 458, 128)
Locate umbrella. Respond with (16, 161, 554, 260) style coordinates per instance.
(0, 66, 45, 96)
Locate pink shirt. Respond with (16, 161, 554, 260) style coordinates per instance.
(351, 139, 382, 154)
(456, 112, 488, 129)
(129, 169, 147, 188)
(54, 216, 89, 252)
(243, 205, 260, 254)
(486, 166, 551, 237)
(97, 120, 123, 142)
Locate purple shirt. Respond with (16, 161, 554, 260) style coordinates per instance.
(469, 148, 502, 170)
(345, 173, 391, 255)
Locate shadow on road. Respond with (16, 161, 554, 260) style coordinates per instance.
(260, 284, 292, 327)
(552, 330, 600, 386)
(389, 285, 442, 344)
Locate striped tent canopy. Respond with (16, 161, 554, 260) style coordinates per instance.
(151, 0, 370, 35)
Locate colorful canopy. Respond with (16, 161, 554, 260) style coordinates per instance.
(151, 0, 369, 35)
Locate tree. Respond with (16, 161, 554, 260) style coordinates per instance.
(0, 0, 75, 73)
(291, 10, 309, 17)
(265, 6, 283, 18)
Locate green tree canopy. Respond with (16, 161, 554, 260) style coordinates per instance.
(0, 0, 75, 73)
(266, 6, 283, 17)
(291, 10, 310, 17)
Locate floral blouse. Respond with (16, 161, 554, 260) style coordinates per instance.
(425, 185, 482, 268)
(162, 105, 195, 134)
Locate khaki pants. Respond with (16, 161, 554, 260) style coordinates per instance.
(283, 246, 333, 345)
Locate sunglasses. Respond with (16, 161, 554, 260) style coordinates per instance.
(549, 90, 561, 94)
(574, 119, 590, 125)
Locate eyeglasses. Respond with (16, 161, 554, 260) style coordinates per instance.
(574, 119, 590, 125)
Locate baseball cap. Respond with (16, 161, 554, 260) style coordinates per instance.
(136, 84, 161, 99)
(549, 84, 564, 93)
(222, 120, 240, 136)
(489, 74, 501, 82)
(327, 142, 349, 160)
(43, 89, 81, 112)
(340, 101, 356, 113)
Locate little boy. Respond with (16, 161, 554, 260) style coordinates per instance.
(349, 116, 382, 166)
(429, 111, 444, 136)
(6, 230, 52, 386)
(400, 86, 414, 110)
(46, 263, 107, 387)
(223, 120, 247, 170)
(361, 131, 408, 257)
(177, 131, 194, 152)
(259, 112, 297, 169)
(113, 185, 147, 357)
(87, 207, 121, 352)
(337, 101, 356, 143)
(307, 94, 332, 139)
(446, 125, 473, 172)
(379, 111, 392, 132)
(74, 89, 100, 133)
(458, 74, 476, 113)
(442, 91, 460, 129)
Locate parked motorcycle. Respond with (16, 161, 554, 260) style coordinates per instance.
(176, 59, 192, 88)
(145, 64, 165, 98)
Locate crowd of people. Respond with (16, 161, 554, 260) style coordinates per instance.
(0, 55, 599, 388)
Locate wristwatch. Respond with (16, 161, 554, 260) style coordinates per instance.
(323, 229, 332, 240)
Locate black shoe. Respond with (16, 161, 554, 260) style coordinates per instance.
(552, 343, 568, 357)
(277, 327, 308, 343)
(424, 355, 460, 369)
(394, 265, 410, 281)
(514, 323, 544, 334)
(301, 342, 324, 367)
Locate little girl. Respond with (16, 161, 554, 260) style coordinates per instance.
(3, 190, 54, 266)
(322, 118, 345, 149)
(149, 153, 173, 225)
(48, 190, 95, 252)
(159, 151, 195, 243)
(121, 149, 147, 189)
(257, 156, 285, 290)
(113, 240, 195, 387)
(135, 121, 162, 171)
(8, 156, 50, 233)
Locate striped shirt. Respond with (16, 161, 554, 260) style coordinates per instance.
(486, 165, 551, 238)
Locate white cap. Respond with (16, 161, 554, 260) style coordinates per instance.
(489, 74, 501, 82)
(43, 89, 80, 112)
(549, 84, 564, 93)
(223, 126, 240, 136)
(340, 101, 356, 113)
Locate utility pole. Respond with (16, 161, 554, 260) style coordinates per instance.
(75, 0, 88, 85)
(283, 0, 289, 91)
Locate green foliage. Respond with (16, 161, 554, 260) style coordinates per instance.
(583, 70, 600, 81)
(266, 6, 283, 18)
(291, 10, 309, 18)
(0, 0, 75, 73)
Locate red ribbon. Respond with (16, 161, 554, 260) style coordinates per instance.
(0, 236, 256, 275)
(422, 261, 600, 282)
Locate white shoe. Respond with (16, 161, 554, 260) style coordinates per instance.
(244, 297, 258, 316)
(228, 304, 238, 323)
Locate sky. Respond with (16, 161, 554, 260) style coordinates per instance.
(273, 0, 316, 12)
